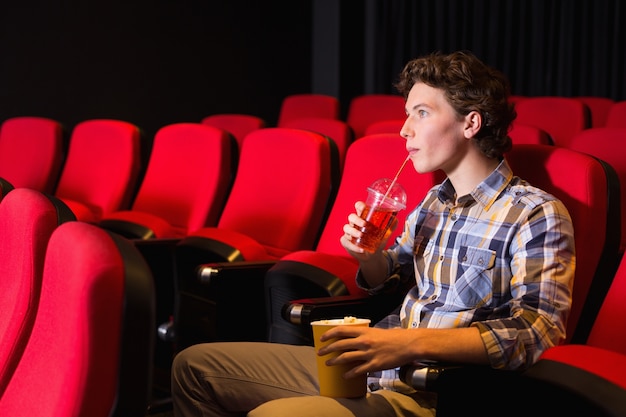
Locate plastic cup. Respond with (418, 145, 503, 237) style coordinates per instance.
(311, 317, 371, 398)
(352, 178, 407, 252)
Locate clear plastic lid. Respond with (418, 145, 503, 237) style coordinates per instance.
(367, 177, 407, 210)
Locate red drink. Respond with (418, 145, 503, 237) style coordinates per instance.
(350, 177, 407, 253)
(352, 205, 398, 252)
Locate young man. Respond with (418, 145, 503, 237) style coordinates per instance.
(171, 51, 575, 417)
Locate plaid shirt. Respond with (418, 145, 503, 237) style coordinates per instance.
(359, 159, 575, 391)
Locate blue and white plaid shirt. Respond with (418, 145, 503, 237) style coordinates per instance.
(359, 158, 575, 391)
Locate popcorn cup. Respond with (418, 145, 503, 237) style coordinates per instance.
(311, 317, 371, 398)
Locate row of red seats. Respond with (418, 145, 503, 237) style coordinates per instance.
(0, 117, 142, 224)
(2, 94, 620, 237)
(205, 93, 626, 149)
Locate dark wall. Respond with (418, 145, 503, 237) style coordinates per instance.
(1, 0, 624, 150)
(0, 1, 313, 146)
(363, 0, 626, 101)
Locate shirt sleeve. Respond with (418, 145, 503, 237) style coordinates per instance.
(472, 199, 575, 370)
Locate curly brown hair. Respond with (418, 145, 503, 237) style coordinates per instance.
(395, 51, 516, 159)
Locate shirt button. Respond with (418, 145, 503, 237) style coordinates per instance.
(478, 258, 484, 265)
(450, 214, 457, 221)
(439, 256, 444, 261)
(412, 322, 418, 328)
(462, 256, 467, 262)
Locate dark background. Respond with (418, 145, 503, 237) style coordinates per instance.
(1, 0, 624, 149)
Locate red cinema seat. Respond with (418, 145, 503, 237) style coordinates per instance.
(0, 188, 75, 396)
(54, 119, 142, 223)
(346, 94, 406, 139)
(0, 221, 155, 417)
(277, 94, 340, 127)
(99, 123, 237, 239)
(201, 113, 266, 148)
(0, 116, 64, 193)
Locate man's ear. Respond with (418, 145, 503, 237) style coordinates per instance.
(463, 111, 482, 139)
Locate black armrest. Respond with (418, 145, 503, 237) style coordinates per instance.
(196, 260, 278, 286)
(520, 358, 626, 417)
(283, 293, 402, 325)
(398, 362, 460, 392)
(100, 218, 158, 239)
(280, 292, 404, 345)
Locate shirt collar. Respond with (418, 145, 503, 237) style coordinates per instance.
(437, 158, 514, 210)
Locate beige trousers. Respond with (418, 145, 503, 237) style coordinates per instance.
(171, 342, 437, 417)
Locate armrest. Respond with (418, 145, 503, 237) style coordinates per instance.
(279, 292, 404, 345)
(401, 350, 626, 417)
(282, 293, 403, 326)
(174, 235, 261, 292)
(196, 260, 278, 286)
(100, 218, 158, 239)
(521, 345, 626, 417)
(398, 362, 461, 392)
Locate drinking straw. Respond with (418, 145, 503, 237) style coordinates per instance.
(382, 155, 411, 201)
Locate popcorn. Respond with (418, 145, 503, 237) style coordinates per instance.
(316, 316, 365, 325)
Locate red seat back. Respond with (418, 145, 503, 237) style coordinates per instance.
(513, 97, 590, 148)
(567, 127, 626, 255)
(509, 123, 552, 145)
(586, 254, 626, 353)
(346, 94, 406, 139)
(605, 100, 626, 128)
(55, 119, 142, 223)
(277, 94, 340, 127)
(0, 188, 75, 396)
(213, 127, 336, 258)
(506, 144, 620, 344)
(364, 119, 405, 136)
(201, 113, 266, 148)
(576, 96, 615, 128)
(0, 117, 64, 193)
(100, 123, 236, 238)
(0, 221, 155, 417)
(282, 117, 354, 174)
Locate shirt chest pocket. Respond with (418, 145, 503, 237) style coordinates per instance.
(460, 246, 496, 270)
(450, 246, 496, 308)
